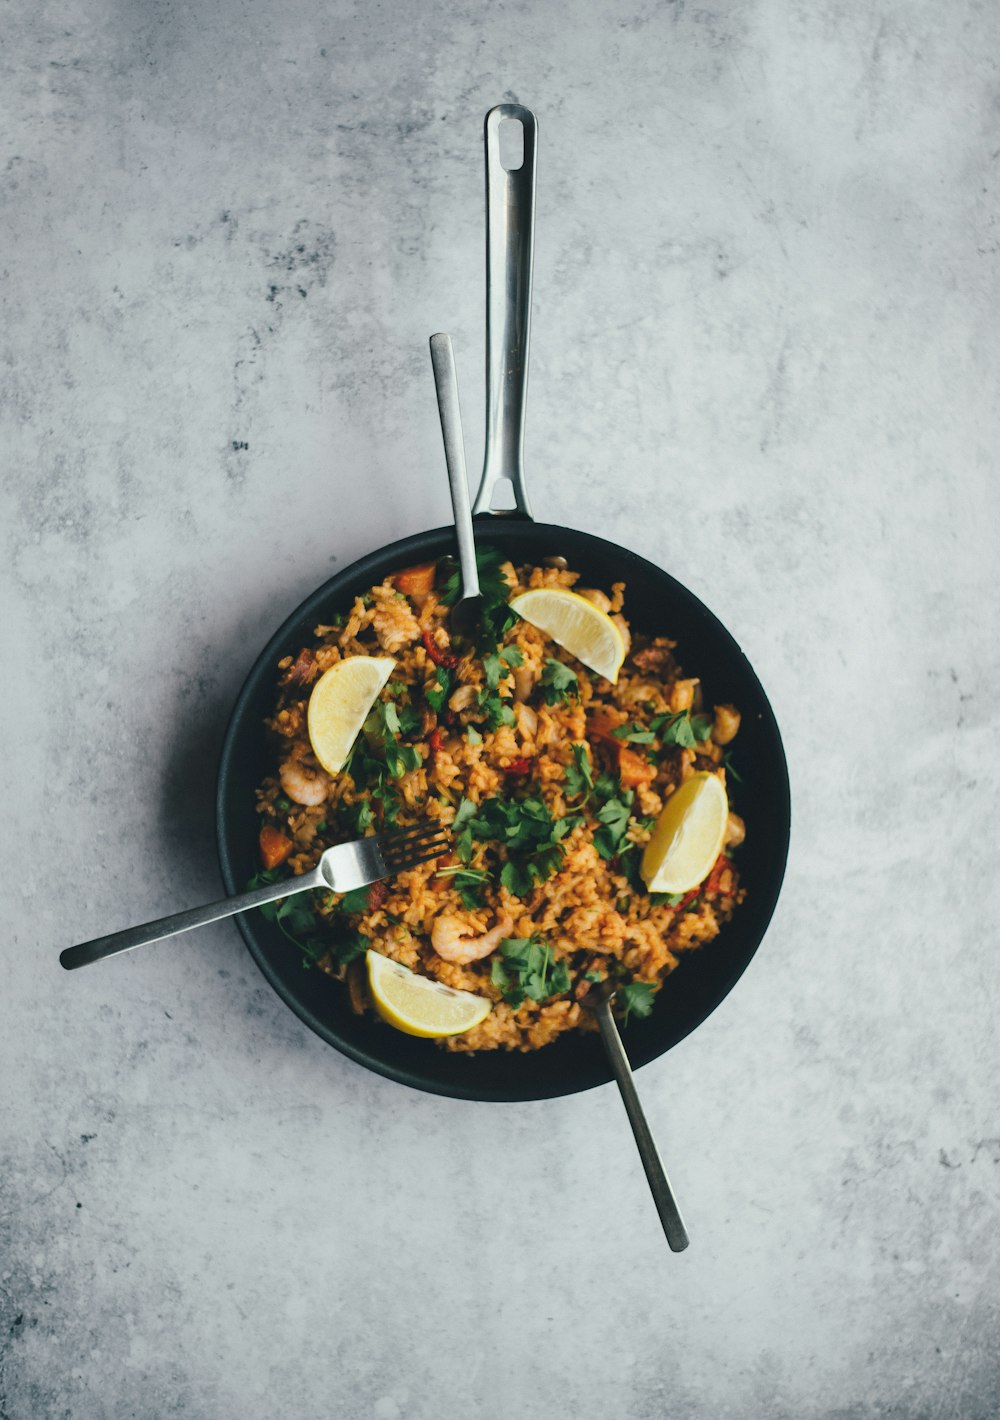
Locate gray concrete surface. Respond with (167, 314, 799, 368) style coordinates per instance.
(2, 0, 998, 1416)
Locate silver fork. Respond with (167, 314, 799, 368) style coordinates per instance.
(59, 820, 450, 971)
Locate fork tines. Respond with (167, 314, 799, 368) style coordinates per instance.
(377, 819, 452, 873)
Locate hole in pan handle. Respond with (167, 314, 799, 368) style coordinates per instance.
(474, 103, 537, 523)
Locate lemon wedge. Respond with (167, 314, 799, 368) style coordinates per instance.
(306, 656, 396, 774)
(641, 772, 729, 894)
(509, 587, 626, 684)
(366, 951, 492, 1038)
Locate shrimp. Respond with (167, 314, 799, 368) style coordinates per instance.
(431, 911, 514, 965)
(279, 752, 329, 807)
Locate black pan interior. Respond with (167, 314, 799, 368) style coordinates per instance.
(216, 521, 790, 1101)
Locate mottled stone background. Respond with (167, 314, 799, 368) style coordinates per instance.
(2, 0, 998, 1416)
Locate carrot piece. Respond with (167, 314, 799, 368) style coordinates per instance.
(394, 563, 437, 599)
(617, 745, 656, 789)
(259, 824, 293, 870)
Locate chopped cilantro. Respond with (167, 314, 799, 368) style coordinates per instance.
(490, 937, 572, 1008)
(364, 700, 423, 780)
(340, 799, 375, 834)
(564, 743, 593, 800)
(478, 686, 517, 730)
(247, 869, 329, 964)
(619, 981, 656, 1021)
(457, 794, 571, 897)
(339, 885, 372, 914)
(499, 645, 523, 667)
(328, 930, 369, 968)
(692, 713, 714, 742)
(593, 791, 634, 860)
(540, 658, 579, 706)
(482, 651, 505, 689)
(611, 722, 655, 744)
(439, 547, 519, 651)
(650, 709, 711, 749)
(425, 667, 453, 713)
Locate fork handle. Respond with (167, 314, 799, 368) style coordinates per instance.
(59, 866, 327, 971)
(594, 997, 690, 1252)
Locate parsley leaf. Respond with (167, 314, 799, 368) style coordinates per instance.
(619, 981, 656, 1021)
(328, 930, 369, 968)
(482, 652, 505, 690)
(612, 722, 655, 744)
(247, 869, 331, 965)
(460, 795, 570, 897)
(339, 885, 372, 914)
(651, 709, 710, 749)
(365, 700, 423, 780)
(425, 667, 453, 713)
(499, 645, 523, 667)
(491, 937, 572, 1007)
(478, 687, 516, 730)
(593, 791, 634, 860)
(540, 658, 579, 706)
(564, 742, 593, 801)
(439, 547, 519, 651)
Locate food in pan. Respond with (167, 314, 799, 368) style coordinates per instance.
(251, 551, 746, 1052)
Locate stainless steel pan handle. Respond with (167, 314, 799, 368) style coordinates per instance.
(473, 103, 537, 521)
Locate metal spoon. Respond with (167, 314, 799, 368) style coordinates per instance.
(429, 331, 482, 642)
(587, 980, 690, 1251)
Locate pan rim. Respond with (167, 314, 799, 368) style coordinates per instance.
(215, 520, 791, 1101)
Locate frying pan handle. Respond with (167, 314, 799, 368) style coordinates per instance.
(472, 104, 536, 521)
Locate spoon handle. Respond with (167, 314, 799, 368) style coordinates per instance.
(594, 997, 690, 1252)
(430, 333, 480, 601)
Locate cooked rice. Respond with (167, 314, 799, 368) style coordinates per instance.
(253, 557, 745, 1051)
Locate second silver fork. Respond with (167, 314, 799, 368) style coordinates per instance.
(59, 820, 450, 971)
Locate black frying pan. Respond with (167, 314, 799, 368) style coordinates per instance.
(215, 107, 791, 1102)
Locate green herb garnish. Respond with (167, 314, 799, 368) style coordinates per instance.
(619, 981, 656, 1021)
(539, 658, 579, 706)
(425, 666, 453, 713)
(439, 547, 519, 651)
(649, 709, 713, 749)
(490, 937, 572, 1008)
(611, 723, 655, 744)
(564, 742, 593, 800)
(339, 885, 372, 914)
(593, 791, 634, 860)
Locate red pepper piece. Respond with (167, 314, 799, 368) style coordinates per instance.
(705, 853, 729, 897)
(368, 880, 388, 910)
(504, 757, 532, 777)
(421, 627, 459, 669)
(428, 726, 444, 755)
